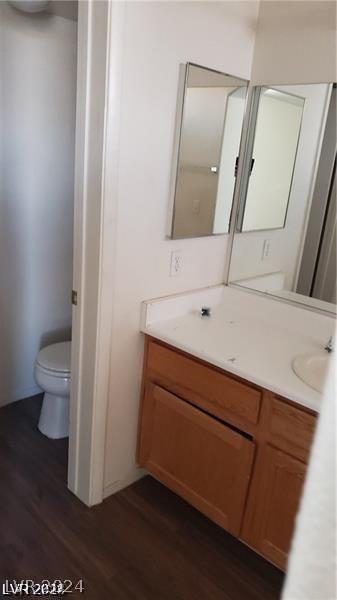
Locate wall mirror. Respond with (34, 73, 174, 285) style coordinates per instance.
(229, 83, 336, 315)
(170, 63, 248, 239)
(237, 87, 305, 232)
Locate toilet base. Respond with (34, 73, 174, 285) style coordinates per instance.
(38, 392, 69, 439)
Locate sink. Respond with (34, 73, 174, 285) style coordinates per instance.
(292, 352, 330, 394)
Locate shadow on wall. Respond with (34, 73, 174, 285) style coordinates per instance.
(39, 328, 72, 350)
(0, 169, 73, 405)
(0, 194, 28, 405)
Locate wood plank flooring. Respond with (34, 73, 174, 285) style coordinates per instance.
(0, 395, 284, 599)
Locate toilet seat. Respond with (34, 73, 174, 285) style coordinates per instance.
(35, 363, 71, 379)
(36, 341, 71, 376)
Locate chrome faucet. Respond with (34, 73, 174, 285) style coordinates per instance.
(324, 336, 334, 353)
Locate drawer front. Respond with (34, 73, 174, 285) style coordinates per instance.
(269, 397, 316, 460)
(147, 340, 261, 431)
(139, 383, 255, 536)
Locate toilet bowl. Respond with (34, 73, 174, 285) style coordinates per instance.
(34, 342, 71, 439)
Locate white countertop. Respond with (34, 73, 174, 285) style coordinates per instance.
(141, 285, 336, 413)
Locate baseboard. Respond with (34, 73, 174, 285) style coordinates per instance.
(0, 385, 42, 408)
(103, 467, 146, 500)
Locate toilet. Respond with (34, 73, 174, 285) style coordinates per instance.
(34, 341, 71, 439)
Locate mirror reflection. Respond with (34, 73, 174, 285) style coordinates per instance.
(229, 83, 336, 314)
(239, 87, 305, 232)
(171, 63, 248, 239)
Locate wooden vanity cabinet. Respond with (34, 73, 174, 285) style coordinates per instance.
(241, 394, 316, 570)
(139, 382, 255, 536)
(241, 445, 307, 569)
(137, 337, 317, 571)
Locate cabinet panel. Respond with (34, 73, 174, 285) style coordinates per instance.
(241, 444, 306, 570)
(147, 339, 261, 432)
(269, 397, 316, 461)
(138, 383, 255, 536)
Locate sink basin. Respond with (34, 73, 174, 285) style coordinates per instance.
(292, 353, 330, 394)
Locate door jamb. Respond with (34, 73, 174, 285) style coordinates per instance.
(68, 0, 122, 506)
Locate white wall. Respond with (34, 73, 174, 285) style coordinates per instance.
(0, 3, 77, 406)
(251, 0, 337, 85)
(103, 1, 259, 494)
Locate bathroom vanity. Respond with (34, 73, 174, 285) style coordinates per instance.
(137, 286, 334, 571)
(137, 67, 336, 572)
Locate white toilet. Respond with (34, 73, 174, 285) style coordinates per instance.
(34, 341, 71, 439)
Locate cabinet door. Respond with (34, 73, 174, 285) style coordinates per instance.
(138, 383, 255, 536)
(241, 444, 306, 570)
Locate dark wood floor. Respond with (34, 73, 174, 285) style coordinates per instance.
(0, 395, 284, 599)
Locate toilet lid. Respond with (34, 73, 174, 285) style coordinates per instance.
(36, 341, 71, 374)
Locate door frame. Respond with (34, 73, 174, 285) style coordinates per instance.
(67, 0, 124, 506)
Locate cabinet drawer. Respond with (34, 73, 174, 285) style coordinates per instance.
(269, 397, 316, 460)
(138, 383, 255, 536)
(147, 340, 261, 431)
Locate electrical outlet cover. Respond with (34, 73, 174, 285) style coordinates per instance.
(262, 239, 271, 261)
(170, 250, 183, 277)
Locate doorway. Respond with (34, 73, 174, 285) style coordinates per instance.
(0, 0, 112, 507)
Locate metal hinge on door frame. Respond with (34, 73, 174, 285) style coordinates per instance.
(72, 290, 78, 306)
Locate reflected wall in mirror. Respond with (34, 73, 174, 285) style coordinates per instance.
(170, 63, 248, 239)
(229, 83, 336, 314)
(239, 87, 305, 232)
